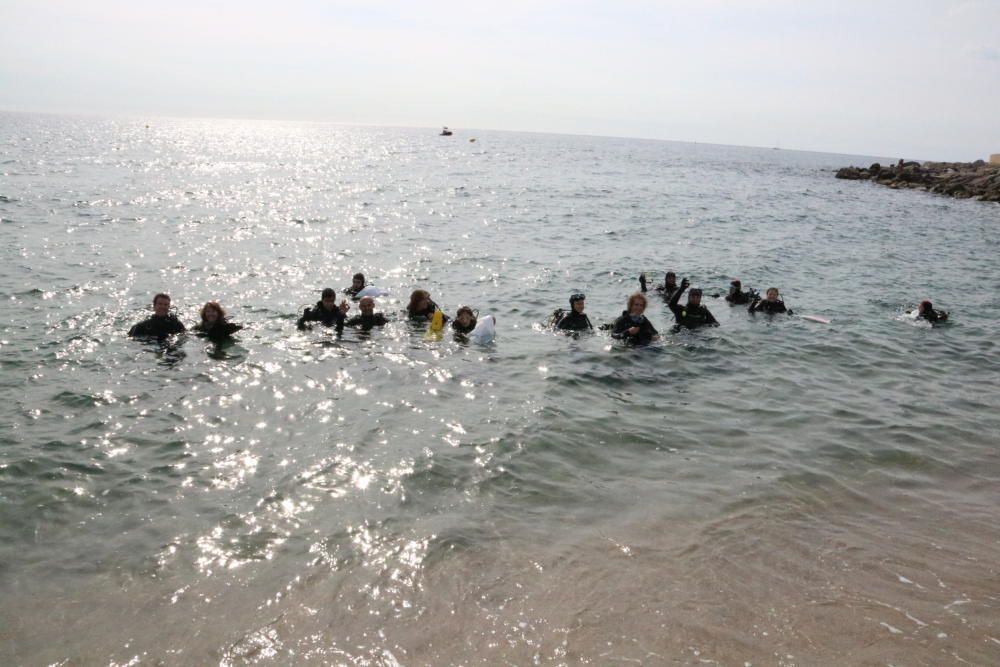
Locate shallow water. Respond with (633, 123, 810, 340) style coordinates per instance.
(1, 112, 999, 665)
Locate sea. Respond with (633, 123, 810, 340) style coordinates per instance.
(1, 112, 998, 666)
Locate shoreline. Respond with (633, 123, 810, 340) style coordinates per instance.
(836, 160, 1000, 202)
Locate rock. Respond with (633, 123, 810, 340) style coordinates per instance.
(835, 159, 1000, 202)
(835, 167, 867, 180)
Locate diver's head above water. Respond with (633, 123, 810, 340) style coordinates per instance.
(200, 301, 225, 324)
(320, 287, 338, 310)
(352, 273, 366, 291)
(408, 289, 433, 316)
(359, 296, 375, 314)
(454, 306, 477, 330)
(152, 293, 171, 317)
(688, 288, 703, 306)
(569, 293, 586, 313)
(627, 292, 648, 317)
(766, 287, 780, 302)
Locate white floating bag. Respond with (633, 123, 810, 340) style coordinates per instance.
(468, 315, 496, 343)
(354, 285, 390, 299)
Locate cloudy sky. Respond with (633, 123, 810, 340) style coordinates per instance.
(1, 0, 997, 159)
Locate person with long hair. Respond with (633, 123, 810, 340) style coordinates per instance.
(194, 301, 243, 341)
(407, 289, 448, 323)
(611, 292, 659, 345)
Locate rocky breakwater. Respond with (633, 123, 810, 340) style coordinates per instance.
(836, 160, 1000, 202)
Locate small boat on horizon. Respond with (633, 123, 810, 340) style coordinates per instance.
(440, 126, 453, 136)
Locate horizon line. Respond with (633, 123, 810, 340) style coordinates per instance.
(0, 106, 928, 163)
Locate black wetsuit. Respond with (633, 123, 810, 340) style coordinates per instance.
(297, 302, 346, 332)
(657, 284, 680, 301)
(669, 287, 719, 330)
(918, 308, 948, 323)
(345, 313, 389, 331)
(556, 310, 593, 331)
(129, 314, 186, 338)
(611, 311, 658, 345)
(726, 289, 753, 305)
(641, 274, 679, 301)
(194, 320, 243, 342)
(748, 298, 788, 314)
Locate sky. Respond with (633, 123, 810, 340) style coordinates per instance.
(1, 0, 998, 160)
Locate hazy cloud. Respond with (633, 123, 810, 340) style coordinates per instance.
(1, 0, 998, 159)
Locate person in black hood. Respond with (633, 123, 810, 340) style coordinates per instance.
(668, 279, 719, 330)
(193, 301, 243, 341)
(639, 271, 680, 300)
(748, 287, 790, 315)
(344, 272, 367, 298)
(611, 292, 659, 345)
(555, 293, 593, 331)
(129, 293, 187, 338)
(297, 287, 350, 332)
(451, 306, 478, 334)
(725, 279, 755, 305)
(659, 272, 681, 300)
(344, 296, 389, 331)
(911, 299, 948, 323)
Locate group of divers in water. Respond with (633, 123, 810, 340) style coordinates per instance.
(127, 271, 950, 346)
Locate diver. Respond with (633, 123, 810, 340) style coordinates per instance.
(451, 306, 478, 334)
(910, 300, 949, 323)
(344, 272, 367, 298)
(748, 288, 791, 315)
(639, 271, 680, 300)
(297, 287, 350, 332)
(554, 293, 593, 331)
(725, 279, 756, 305)
(611, 292, 659, 345)
(344, 296, 389, 331)
(668, 279, 719, 330)
(193, 301, 243, 341)
(129, 293, 187, 338)
(407, 289, 448, 323)
(659, 272, 681, 300)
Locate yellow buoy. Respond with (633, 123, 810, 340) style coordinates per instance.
(424, 309, 445, 341)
